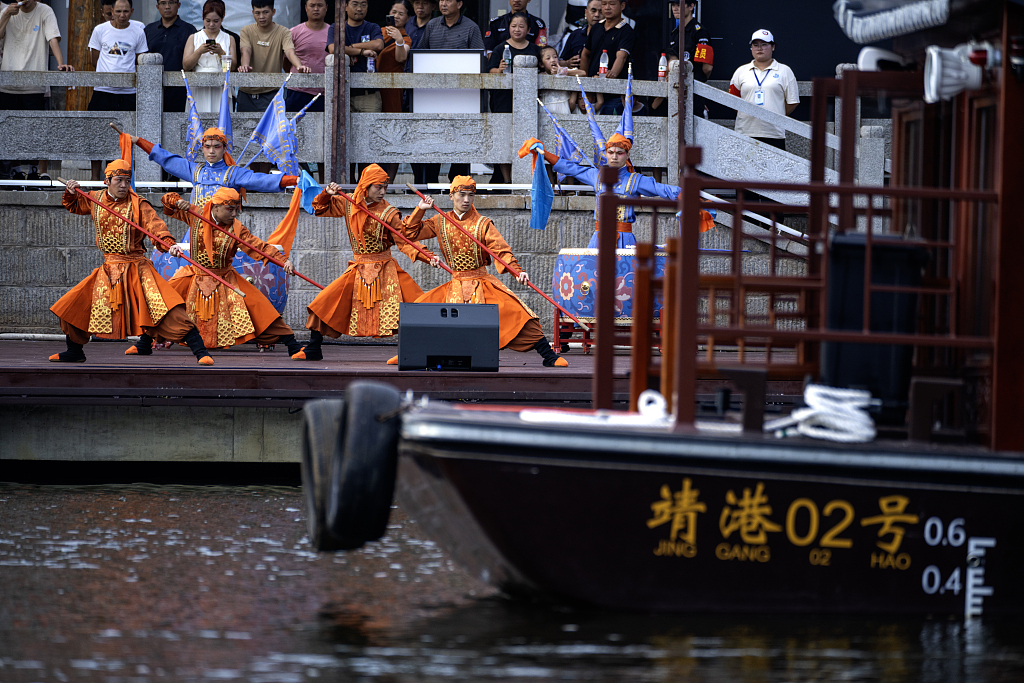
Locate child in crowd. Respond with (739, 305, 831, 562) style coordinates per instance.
(538, 45, 585, 115)
(486, 12, 540, 183)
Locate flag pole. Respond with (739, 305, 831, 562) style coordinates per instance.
(173, 203, 326, 290)
(57, 178, 245, 297)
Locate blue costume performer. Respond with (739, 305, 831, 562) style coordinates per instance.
(520, 132, 716, 245)
(133, 128, 298, 210)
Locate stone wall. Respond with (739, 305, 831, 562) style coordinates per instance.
(0, 191, 804, 340)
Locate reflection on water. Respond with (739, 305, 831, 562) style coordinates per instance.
(0, 483, 1021, 682)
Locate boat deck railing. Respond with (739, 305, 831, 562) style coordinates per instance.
(592, 71, 1003, 448)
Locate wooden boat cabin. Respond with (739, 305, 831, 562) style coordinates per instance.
(612, 0, 1024, 450)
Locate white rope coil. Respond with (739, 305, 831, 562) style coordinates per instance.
(764, 384, 877, 443)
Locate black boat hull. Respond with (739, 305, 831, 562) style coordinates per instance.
(396, 406, 1024, 615)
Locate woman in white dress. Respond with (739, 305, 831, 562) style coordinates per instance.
(182, 0, 236, 113)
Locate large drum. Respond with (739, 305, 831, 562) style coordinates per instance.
(150, 244, 290, 314)
(552, 247, 666, 323)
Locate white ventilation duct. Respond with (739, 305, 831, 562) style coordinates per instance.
(833, 0, 950, 44)
(924, 41, 998, 104)
(856, 47, 907, 71)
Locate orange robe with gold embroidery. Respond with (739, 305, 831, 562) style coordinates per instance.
(403, 205, 542, 350)
(51, 189, 192, 344)
(307, 191, 428, 338)
(161, 194, 293, 348)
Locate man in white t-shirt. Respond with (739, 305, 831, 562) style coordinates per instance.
(87, 0, 148, 180)
(728, 29, 799, 151)
(0, 0, 73, 182)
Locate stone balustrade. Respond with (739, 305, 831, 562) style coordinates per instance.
(0, 53, 684, 185)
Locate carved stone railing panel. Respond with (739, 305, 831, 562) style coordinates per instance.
(695, 117, 838, 207)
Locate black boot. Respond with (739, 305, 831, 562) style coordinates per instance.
(49, 337, 86, 363)
(293, 330, 323, 361)
(126, 333, 153, 356)
(533, 337, 567, 367)
(183, 328, 214, 366)
(279, 334, 304, 357)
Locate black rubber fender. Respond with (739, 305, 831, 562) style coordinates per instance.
(300, 398, 347, 551)
(327, 381, 403, 547)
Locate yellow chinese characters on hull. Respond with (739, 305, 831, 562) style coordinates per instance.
(648, 478, 706, 558)
(861, 495, 919, 570)
(717, 482, 782, 562)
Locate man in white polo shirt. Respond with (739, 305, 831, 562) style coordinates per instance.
(0, 0, 73, 183)
(87, 0, 148, 180)
(728, 29, 798, 151)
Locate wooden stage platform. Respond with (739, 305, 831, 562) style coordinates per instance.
(0, 340, 804, 463)
(0, 340, 804, 409)
(0, 340, 634, 409)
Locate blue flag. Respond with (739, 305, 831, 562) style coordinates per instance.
(217, 72, 233, 153)
(238, 84, 300, 175)
(529, 143, 554, 231)
(297, 169, 321, 215)
(181, 72, 204, 163)
(613, 67, 634, 144)
(577, 78, 607, 167)
(538, 100, 590, 185)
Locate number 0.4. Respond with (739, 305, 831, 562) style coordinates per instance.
(922, 565, 962, 595)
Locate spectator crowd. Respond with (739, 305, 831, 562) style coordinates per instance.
(0, 0, 800, 185)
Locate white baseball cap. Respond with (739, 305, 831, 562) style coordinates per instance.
(750, 29, 774, 44)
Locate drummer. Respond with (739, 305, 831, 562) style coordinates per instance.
(519, 133, 716, 248)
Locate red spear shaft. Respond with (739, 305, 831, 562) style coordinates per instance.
(57, 178, 245, 297)
(404, 183, 591, 331)
(328, 189, 455, 275)
(176, 203, 326, 290)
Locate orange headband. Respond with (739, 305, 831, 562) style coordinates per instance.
(449, 175, 476, 195)
(606, 133, 632, 153)
(104, 159, 132, 178)
(210, 187, 241, 206)
(203, 127, 229, 146)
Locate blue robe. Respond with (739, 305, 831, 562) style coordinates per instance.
(551, 159, 680, 248)
(146, 144, 289, 240)
(147, 144, 287, 208)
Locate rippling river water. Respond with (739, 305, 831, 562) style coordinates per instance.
(1, 482, 1021, 682)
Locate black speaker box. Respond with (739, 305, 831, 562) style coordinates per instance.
(821, 233, 928, 423)
(397, 303, 500, 371)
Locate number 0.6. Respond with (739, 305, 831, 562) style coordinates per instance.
(923, 517, 966, 547)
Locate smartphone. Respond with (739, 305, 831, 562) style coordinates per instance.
(385, 15, 395, 26)
(206, 39, 217, 46)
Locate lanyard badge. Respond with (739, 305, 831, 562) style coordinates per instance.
(752, 68, 770, 106)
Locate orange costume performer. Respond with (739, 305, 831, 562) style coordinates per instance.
(49, 161, 214, 364)
(293, 164, 429, 361)
(403, 176, 568, 367)
(160, 188, 303, 355)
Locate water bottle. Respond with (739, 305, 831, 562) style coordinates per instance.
(598, 50, 609, 77)
(658, 53, 667, 82)
(503, 43, 512, 73)
(366, 55, 375, 73)
(221, 55, 231, 73)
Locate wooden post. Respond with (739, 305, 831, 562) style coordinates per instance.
(629, 242, 654, 411)
(660, 237, 678, 415)
(991, 0, 1024, 451)
(592, 166, 619, 410)
(674, 147, 702, 427)
(66, 0, 104, 111)
(331, 0, 347, 182)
